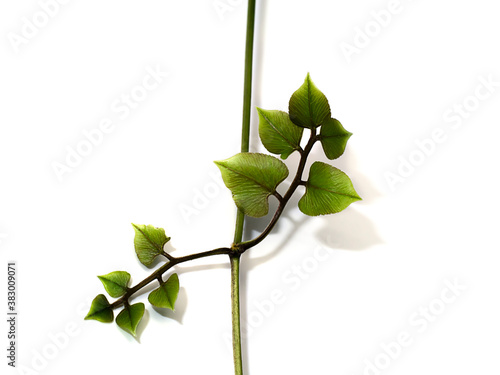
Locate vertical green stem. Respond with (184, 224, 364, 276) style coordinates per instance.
(240, 0, 256, 155)
(233, 0, 256, 246)
(233, 210, 245, 244)
(231, 1, 257, 374)
(230, 254, 243, 375)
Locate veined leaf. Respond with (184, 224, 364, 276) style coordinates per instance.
(132, 224, 170, 266)
(257, 108, 303, 159)
(85, 294, 114, 323)
(215, 153, 289, 217)
(148, 273, 179, 310)
(319, 118, 352, 160)
(98, 271, 131, 298)
(289, 73, 331, 129)
(116, 303, 145, 337)
(299, 162, 361, 216)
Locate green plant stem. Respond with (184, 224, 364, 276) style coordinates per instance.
(233, 0, 256, 245)
(230, 254, 243, 375)
(233, 211, 245, 244)
(231, 213, 245, 375)
(240, 0, 256, 155)
(231, 1, 257, 374)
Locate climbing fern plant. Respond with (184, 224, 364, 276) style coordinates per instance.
(84, 2, 361, 374)
(85, 73, 361, 370)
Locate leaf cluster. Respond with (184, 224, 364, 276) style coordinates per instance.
(216, 73, 360, 218)
(85, 225, 179, 337)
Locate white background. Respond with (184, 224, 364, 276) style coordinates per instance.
(1, 0, 500, 374)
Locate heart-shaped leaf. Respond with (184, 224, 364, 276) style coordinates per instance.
(148, 273, 179, 310)
(257, 108, 303, 159)
(319, 118, 352, 160)
(215, 153, 289, 217)
(98, 271, 131, 298)
(85, 294, 114, 323)
(289, 73, 331, 129)
(132, 224, 170, 266)
(116, 303, 145, 337)
(299, 162, 361, 216)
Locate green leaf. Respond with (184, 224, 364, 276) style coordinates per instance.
(257, 108, 304, 159)
(148, 273, 179, 310)
(116, 303, 145, 337)
(289, 73, 331, 129)
(319, 118, 352, 160)
(98, 271, 131, 298)
(84, 294, 114, 323)
(299, 162, 361, 216)
(132, 224, 170, 266)
(215, 153, 289, 217)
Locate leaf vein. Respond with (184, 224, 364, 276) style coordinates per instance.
(260, 112, 298, 150)
(219, 164, 276, 194)
(307, 184, 360, 199)
(133, 224, 164, 252)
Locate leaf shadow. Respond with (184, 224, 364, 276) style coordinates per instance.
(238, 145, 383, 373)
(145, 264, 229, 328)
(128, 308, 149, 343)
(243, 193, 306, 267)
(174, 262, 230, 274)
(315, 208, 383, 251)
(242, 142, 383, 267)
(150, 287, 188, 325)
